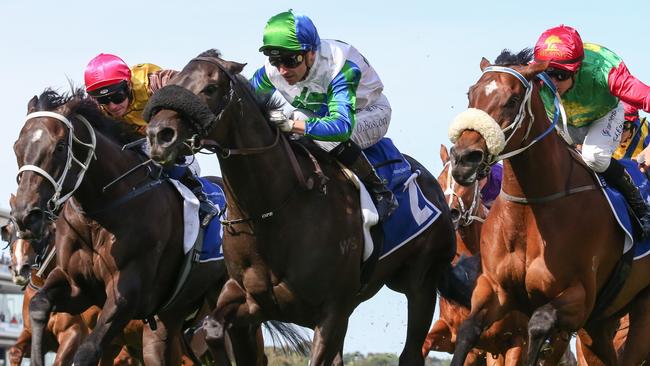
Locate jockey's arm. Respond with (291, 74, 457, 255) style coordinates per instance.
(147, 69, 179, 94)
(608, 61, 650, 112)
(299, 61, 361, 141)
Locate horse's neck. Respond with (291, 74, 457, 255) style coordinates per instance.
(74, 130, 143, 211)
(214, 101, 298, 214)
(457, 224, 481, 255)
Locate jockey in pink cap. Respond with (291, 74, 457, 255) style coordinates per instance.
(535, 25, 650, 237)
(84, 53, 176, 135)
(84, 54, 218, 225)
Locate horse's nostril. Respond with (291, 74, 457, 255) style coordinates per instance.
(157, 128, 177, 145)
(450, 208, 461, 222)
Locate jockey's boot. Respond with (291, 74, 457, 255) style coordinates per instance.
(331, 140, 399, 221)
(180, 170, 220, 227)
(602, 158, 650, 239)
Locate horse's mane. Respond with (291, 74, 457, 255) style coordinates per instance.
(493, 48, 533, 66)
(34, 88, 143, 145)
(194, 49, 284, 113)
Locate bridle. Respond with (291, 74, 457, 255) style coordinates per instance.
(480, 66, 564, 164)
(442, 161, 485, 227)
(16, 111, 96, 219)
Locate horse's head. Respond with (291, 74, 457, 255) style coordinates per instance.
(448, 49, 548, 186)
(3, 194, 52, 286)
(438, 144, 484, 229)
(145, 49, 246, 166)
(12, 89, 96, 242)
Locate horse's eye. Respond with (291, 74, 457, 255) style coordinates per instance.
(203, 84, 218, 95)
(56, 141, 66, 152)
(505, 97, 520, 109)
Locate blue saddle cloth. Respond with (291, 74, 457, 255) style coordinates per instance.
(196, 177, 226, 262)
(600, 159, 650, 260)
(364, 138, 442, 259)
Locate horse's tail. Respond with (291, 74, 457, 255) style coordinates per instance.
(263, 320, 311, 356)
(437, 254, 481, 308)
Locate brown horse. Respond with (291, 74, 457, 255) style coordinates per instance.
(144, 49, 470, 365)
(3, 197, 142, 365)
(447, 49, 650, 366)
(426, 146, 578, 366)
(11, 89, 235, 365)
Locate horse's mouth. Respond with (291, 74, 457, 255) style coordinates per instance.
(12, 273, 29, 286)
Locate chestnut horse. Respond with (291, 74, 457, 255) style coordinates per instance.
(423, 145, 530, 366)
(448, 49, 650, 366)
(426, 146, 578, 366)
(10, 89, 237, 365)
(144, 50, 469, 365)
(2, 204, 141, 366)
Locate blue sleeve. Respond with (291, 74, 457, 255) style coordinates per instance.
(304, 61, 361, 142)
(249, 66, 276, 98)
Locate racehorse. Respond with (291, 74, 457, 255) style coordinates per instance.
(426, 146, 578, 366)
(10, 89, 256, 365)
(144, 49, 470, 365)
(447, 49, 650, 366)
(2, 201, 140, 365)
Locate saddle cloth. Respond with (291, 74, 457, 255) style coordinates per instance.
(599, 158, 650, 260)
(168, 177, 226, 262)
(359, 138, 442, 261)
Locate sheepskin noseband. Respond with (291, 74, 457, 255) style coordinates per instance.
(143, 85, 218, 135)
(448, 108, 506, 156)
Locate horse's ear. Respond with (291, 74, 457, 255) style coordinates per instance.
(27, 96, 38, 113)
(440, 144, 449, 163)
(480, 58, 491, 71)
(225, 61, 246, 75)
(525, 60, 549, 75)
(9, 194, 16, 209)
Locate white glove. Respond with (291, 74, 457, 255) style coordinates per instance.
(268, 109, 295, 132)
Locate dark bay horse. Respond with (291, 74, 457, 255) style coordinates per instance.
(11, 89, 233, 365)
(448, 49, 650, 366)
(144, 50, 468, 365)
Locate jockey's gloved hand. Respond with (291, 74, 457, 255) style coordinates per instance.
(268, 110, 294, 132)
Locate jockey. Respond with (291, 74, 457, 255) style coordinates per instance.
(84, 53, 218, 225)
(250, 10, 398, 221)
(534, 25, 650, 237)
(614, 103, 650, 160)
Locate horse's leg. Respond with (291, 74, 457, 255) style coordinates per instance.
(203, 279, 250, 363)
(29, 267, 73, 366)
(538, 331, 571, 366)
(141, 315, 184, 366)
(73, 275, 140, 366)
(227, 324, 266, 366)
(422, 319, 453, 356)
(451, 274, 503, 366)
(574, 318, 618, 366)
(398, 289, 438, 365)
(309, 308, 351, 366)
(52, 319, 87, 366)
(526, 303, 559, 366)
(503, 336, 525, 366)
(8, 328, 31, 366)
(618, 289, 650, 365)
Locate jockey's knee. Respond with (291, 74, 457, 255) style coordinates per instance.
(580, 147, 611, 173)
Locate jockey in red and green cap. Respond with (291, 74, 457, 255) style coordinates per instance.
(535, 25, 650, 238)
(251, 9, 398, 221)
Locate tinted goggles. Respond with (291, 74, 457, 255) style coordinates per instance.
(96, 89, 129, 105)
(269, 53, 305, 69)
(546, 68, 574, 82)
